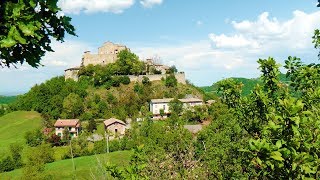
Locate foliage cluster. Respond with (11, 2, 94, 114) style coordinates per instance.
(0, 0, 76, 67)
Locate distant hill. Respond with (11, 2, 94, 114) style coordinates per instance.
(0, 96, 17, 104)
(200, 73, 290, 96)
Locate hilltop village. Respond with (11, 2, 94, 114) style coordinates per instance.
(50, 41, 206, 136)
(58, 42, 206, 137)
(64, 41, 186, 84)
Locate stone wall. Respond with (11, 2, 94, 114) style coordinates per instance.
(65, 68, 80, 81)
(81, 42, 128, 67)
(128, 73, 186, 84)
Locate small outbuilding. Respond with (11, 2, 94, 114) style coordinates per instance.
(103, 118, 127, 136)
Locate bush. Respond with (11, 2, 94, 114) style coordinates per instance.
(87, 119, 97, 133)
(47, 134, 63, 146)
(93, 140, 107, 154)
(25, 129, 44, 147)
(142, 76, 150, 85)
(0, 156, 14, 172)
(111, 76, 121, 87)
(165, 74, 177, 87)
(120, 76, 131, 85)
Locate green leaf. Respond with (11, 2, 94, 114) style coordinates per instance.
(292, 162, 297, 171)
(0, 38, 17, 48)
(18, 23, 38, 37)
(270, 151, 284, 161)
(276, 140, 282, 149)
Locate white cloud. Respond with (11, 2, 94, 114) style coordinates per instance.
(0, 40, 92, 94)
(212, 10, 320, 53)
(140, 0, 163, 8)
(131, 10, 320, 86)
(41, 40, 91, 67)
(209, 34, 260, 49)
(58, 0, 134, 14)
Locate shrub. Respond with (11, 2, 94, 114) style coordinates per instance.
(165, 74, 177, 87)
(142, 76, 151, 85)
(120, 76, 131, 85)
(25, 129, 44, 147)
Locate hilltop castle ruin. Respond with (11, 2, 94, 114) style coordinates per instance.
(64, 42, 186, 84)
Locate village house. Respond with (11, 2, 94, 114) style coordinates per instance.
(103, 118, 127, 136)
(149, 97, 203, 118)
(54, 119, 81, 138)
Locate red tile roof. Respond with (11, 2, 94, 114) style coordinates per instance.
(54, 119, 80, 127)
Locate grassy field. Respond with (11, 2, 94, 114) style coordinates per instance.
(0, 150, 132, 179)
(0, 111, 42, 156)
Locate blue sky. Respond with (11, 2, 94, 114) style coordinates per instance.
(1, 0, 320, 95)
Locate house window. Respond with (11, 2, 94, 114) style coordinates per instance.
(69, 127, 71, 131)
(163, 105, 166, 110)
(115, 129, 118, 133)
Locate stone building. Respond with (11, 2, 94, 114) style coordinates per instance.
(64, 41, 186, 84)
(81, 42, 128, 66)
(103, 118, 127, 136)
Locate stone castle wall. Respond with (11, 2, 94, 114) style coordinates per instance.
(127, 73, 186, 84)
(65, 68, 80, 81)
(81, 42, 127, 67)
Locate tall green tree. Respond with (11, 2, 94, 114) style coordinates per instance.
(62, 93, 84, 118)
(0, 0, 76, 67)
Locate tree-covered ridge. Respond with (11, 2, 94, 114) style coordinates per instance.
(0, 96, 16, 104)
(201, 73, 290, 96)
(8, 75, 206, 121)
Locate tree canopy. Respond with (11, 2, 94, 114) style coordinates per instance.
(0, 0, 76, 67)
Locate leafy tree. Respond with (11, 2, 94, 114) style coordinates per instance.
(62, 93, 84, 118)
(195, 104, 247, 179)
(216, 56, 320, 179)
(169, 98, 183, 115)
(87, 119, 97, 133)
(0, 0, 76, 67)
(22, 144, 54, 179)
(165, 74, 178, 87)
(25, 129, 44, 147)
(9, 143, 24, 169)
(166, 65, 178, 74)
(47, 134, 62, 146)
(116, 49, 145, 75)
(62, 127, 70, 141)
(159, 109, 165, 118)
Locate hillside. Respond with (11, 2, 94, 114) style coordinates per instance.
(10, 75, 207, 121)
(0, 150, 132, 179)
(201, 73, 290, 96)
(0, 111, 42, 156)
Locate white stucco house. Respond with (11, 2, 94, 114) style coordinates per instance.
(54, 119, 81, 138)
(149, 98, 203, 118)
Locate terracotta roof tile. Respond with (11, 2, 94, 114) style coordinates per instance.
(54, 119, 80, 127)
